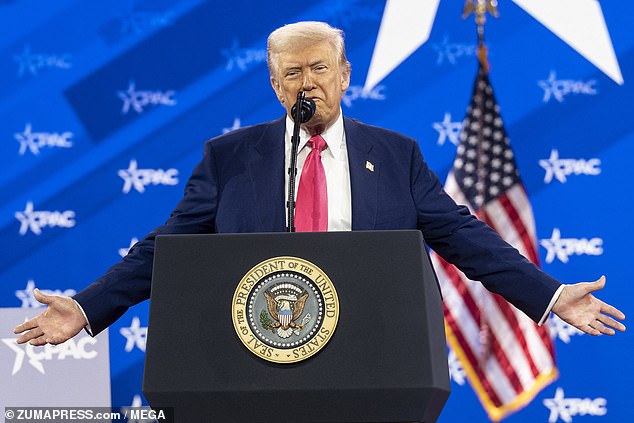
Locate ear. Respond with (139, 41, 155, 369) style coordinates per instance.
(340, 67, 351, 92)
(270, 77, 285, 103)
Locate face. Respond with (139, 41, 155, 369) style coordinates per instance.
(270, 40, 350, 134)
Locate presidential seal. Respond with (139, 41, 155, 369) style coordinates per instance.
(232, 256, 339, 364)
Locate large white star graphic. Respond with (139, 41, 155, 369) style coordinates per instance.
(365, 0, 623, 90)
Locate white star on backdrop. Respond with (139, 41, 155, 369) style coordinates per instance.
(365, 0, 622, 91)
(120, 316, 147, 352)
(15, 280, 41, 308)
(432, 112, 463, 146)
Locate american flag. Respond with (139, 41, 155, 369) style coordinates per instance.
(430, 65, 557, 421)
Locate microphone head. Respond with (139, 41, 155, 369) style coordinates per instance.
(291, 97, 316, 123)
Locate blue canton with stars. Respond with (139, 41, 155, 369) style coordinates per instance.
(453, 67, 521, 210)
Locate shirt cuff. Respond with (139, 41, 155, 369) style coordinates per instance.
(73, 299, 94, 337)
(538, 284, 565, 326)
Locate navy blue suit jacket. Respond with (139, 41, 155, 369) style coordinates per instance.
(74, 117, 561, 334)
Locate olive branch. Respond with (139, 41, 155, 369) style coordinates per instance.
(260, 309, 275, 330)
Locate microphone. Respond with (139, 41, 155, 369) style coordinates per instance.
(286, 92, 315, 232)
(291, 96, 316, 123)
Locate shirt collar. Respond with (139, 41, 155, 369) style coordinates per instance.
(285, 109, 345, 160)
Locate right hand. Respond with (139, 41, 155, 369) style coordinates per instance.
(13, 288, 88, 346)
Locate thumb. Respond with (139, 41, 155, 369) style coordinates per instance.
(586, 275, 606, 293)
(33, 288, 53, 305)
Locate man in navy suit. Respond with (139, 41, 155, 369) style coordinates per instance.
(14, 21, 625, 344)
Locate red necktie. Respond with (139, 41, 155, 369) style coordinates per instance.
(295, 134, 328, 232)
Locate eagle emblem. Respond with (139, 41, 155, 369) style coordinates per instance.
(261, 283, 311, 338)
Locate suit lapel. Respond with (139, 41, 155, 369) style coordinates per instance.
(247, 117, 286, 232)
(344, 118, 379, 230)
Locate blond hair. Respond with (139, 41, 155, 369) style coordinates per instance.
(267, 21, 351, 79)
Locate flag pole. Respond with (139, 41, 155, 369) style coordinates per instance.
(461, 0, 499, 211)
(462, 0, 498, 74)
(461, 0, 501, 378)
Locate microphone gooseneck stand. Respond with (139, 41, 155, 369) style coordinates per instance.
(286, 91, 316, 232)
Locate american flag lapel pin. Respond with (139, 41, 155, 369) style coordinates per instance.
(365, 161, 374, 172)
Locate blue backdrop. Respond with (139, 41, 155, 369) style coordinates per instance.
(1, 1, 632, 422)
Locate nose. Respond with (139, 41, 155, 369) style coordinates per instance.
(301, 73, 316, 91)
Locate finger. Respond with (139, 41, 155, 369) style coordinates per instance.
(597, 313, 626, 332)
(13, 318, 39, 334)
(589, 320, 614, 336)
(578, 322, 600, 336)
(16, 327, 44, 344)
(29, 335, 48, 347)
(33, 288, 53, 305)
(47, 334, 69, 346)
(599, 300, 626, 322)
(586, 275, 606, 293)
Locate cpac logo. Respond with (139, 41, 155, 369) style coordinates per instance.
(13, 45, 72, 77)
(2, 336, 97, 376)
(118, 159, 179, 194)
(543, 387, 607, 423)
(539, 149, 600, 184)
(326, 1, 382, 28)
(540, 228, 603, 264)
(221, 39, 266, 72)
(433, 112, 463, 146)
(15, 280, 76, 308)
(15, 202, 76, 236)
(120, 317, 147, 353)
(538, 71, 598, 103)
(117, 81, 176, 114)
(119, 10, 175, 36)
(548, 315, 584, 344)
(15, 123, 73, 156)
(447, 349, 466, 386)
(432, 36, 477, 66)
(342, 85, 385, 108)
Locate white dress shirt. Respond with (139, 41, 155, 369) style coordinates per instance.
(284, 110, 352, 231)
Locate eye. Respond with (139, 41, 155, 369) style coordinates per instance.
(314, 65, 328, 72)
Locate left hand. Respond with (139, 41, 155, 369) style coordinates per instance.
(13, 289, 87, 346)
(552, 276, 626, 336)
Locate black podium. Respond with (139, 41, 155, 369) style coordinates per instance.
(143, 231, 450, 423)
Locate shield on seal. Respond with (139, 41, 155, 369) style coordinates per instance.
(278, 309, 293, 327)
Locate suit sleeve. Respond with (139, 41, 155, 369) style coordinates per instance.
(409, 143, 561, 322)
(73, 141, 220, 335)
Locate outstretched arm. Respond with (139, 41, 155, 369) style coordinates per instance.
(13, 289, 88, 346)
(552, 276, 626, 336)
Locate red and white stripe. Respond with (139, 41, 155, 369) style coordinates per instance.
(433, 172, 556, 421)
